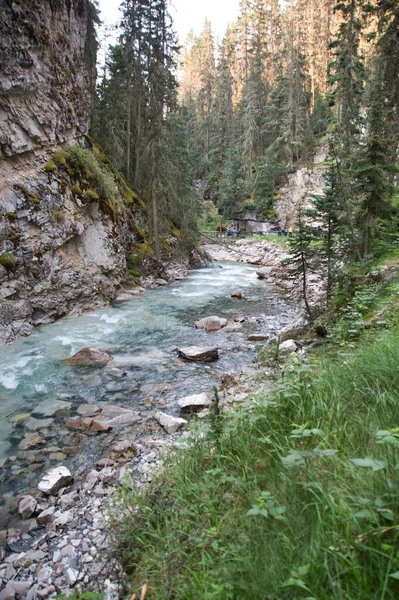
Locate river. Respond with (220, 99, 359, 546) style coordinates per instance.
(0, 262, 301, 511)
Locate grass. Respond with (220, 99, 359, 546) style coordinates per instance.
(110, 278, 399, 599)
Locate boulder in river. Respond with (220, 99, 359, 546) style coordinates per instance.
(155, 412, 188, 434)
(231, 288, 244, 299)
(178, 392, 212, 413)
(195, 316, 227, 332)
(38, 466, 73, 495)
(256, 267, 273, 279)
(61, 348, 113, 367)
(17, 495, 37, 520)
(177, 346, 219, 362)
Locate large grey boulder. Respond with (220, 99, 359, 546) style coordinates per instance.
(61, 348, 113, 367)
(178, 392, 212, 413)
(37, 467, 73, 495)
(154, 412, 187, 434)
(279, 339, 298, 354)
(195, 316, 227, 332)
(177, 346, 219, 362)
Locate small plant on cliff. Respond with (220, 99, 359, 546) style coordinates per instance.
(13, 184, 41, 205)
(51, 209, 65, 223)
(45, 162, 57, 173)
(0, 251, 18, 270)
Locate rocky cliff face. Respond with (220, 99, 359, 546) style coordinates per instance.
(276, 145, 327, 227)
(0, 0, 139, 346)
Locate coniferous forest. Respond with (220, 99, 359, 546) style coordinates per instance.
(94, 0, 399, 290)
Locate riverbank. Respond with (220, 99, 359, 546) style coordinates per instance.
(108, 257, 399, 599)
(0, 261, 303, 598)
(204, 238, 327, 307)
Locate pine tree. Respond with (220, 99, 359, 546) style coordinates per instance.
(287, 210, 315, 319)
(307, 163, 341, 302)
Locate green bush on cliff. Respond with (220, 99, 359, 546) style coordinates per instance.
(66, 146, 117, 203)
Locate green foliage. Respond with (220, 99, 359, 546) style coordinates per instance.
(52, 151, 68, 167)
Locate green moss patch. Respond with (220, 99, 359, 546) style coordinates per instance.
(0, 252, 18, 270)
(13, 184, 41, 205)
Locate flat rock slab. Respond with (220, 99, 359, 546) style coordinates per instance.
(195, 316, 227, 332)
(24, 417, 54, 431)
(65, 417, 112, 433)
(33, 399, 72, 418)
(178, 392, 212, 413)
(76, 404, 101, 417)
(155, 412, 187, 434)
(38, 466, 73, 495)
(95, 404, 141, 427)
(247, 334, 270, 342)
(177, 346, 219, 362)
(61, 348, 113, 367)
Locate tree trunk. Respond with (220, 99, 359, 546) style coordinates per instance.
(301, 248, 313, 320)
(151, 156, 160, 262)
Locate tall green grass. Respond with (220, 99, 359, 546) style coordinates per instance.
(111, 323, 399, 599)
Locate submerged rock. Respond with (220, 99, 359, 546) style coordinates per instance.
(38, 467, 73, 495)
(61, 348, 113, 367)
(177, 346, 219, 362)
(33, 400, 72, 418)
(178, 392, 212, 413)
(154, 412, 187, 434)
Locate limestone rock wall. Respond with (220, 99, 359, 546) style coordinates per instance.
(276, 145, 328, 228)
(0, 0, 95, 163)
(0, 1, 139, 346)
